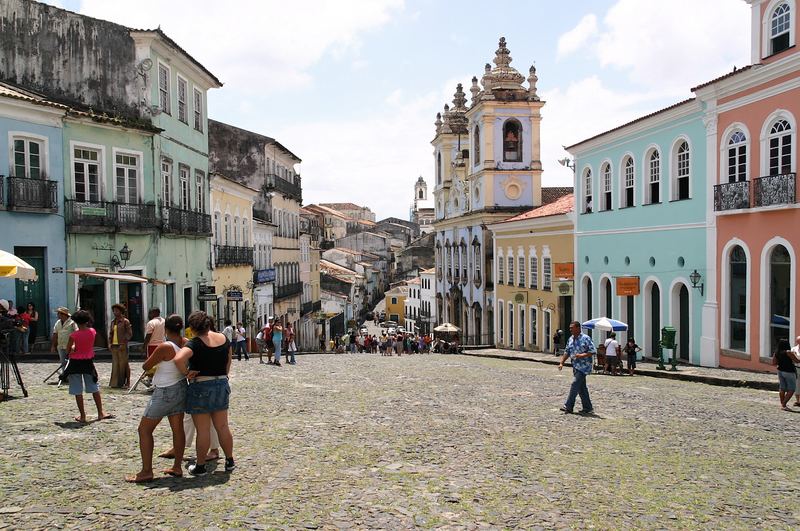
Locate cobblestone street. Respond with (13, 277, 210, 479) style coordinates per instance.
(1, 354, 799, 530)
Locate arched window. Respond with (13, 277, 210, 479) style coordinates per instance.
(583, 168, 593, 213)
(502, 119, 522, 162)
(473, 125, 481, 166)
(771, 3, 791, 55)
(728, 245, 747, 351)
(768, 119, 792, 175)
(646, 149, 661, 204)
(623, 157, 636, 208)
(769, 245, 791, 350)
(727, 131, 747, 183)
(674, 141, 690, 200)
(418, 189, 424, 199)
(436, 152, 442, 184)
(601, 163, 612, 211)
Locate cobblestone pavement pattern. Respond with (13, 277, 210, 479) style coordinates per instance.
(1, 354, 799, 530)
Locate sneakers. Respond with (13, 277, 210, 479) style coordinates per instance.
(188, 463, 207, 476)
(578, 409, 594, 416)
(225, 457, 236, 472)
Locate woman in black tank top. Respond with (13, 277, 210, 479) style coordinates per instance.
(174, 311, 236, 475)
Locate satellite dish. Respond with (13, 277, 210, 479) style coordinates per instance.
(139, 58, 153, 72)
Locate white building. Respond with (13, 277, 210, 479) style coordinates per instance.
(411, 176, 435, 234)
(252, 218, 275, 330)
(404, 277, 421, 333)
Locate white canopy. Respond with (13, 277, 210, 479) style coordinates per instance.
(66, 270, 164, 284)
(0, 250, 38, 281)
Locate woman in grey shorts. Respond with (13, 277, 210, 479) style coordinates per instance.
(773, 338, 800, 411)
(126, 315, 189, 482)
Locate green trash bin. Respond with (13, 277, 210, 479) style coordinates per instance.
(661, 326, 677, 349)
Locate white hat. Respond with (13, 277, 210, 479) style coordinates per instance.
(0, 299, 8, 312)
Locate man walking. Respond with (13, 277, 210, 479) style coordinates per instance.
(50, 307, 77, 375)
(558, 320, 596, 415)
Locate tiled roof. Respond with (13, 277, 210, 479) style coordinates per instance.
(421, 267, 436, 274)
(304, 204, 350, 219)
(131, 29, 223, 87)
(407, 277, 421, 285)
(501, 194, 574, 223)
(541, 187, 573, 205)
(691, 64, 754, 91)
(319, 202, 368, 211)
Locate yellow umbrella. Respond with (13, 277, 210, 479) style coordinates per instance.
(0, 250, 37, 281)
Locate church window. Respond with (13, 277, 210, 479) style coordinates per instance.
(474, 125, 481, 166)
(503, 119, 522, 162)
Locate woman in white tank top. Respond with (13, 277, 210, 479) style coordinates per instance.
(126, 314, 189, 483)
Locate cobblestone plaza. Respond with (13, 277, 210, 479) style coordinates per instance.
(1, 354, 799, 529)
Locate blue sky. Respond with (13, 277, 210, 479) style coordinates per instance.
(48, 0, 751, 220)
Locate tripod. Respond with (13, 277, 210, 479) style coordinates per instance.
(0, 330, 28, 401)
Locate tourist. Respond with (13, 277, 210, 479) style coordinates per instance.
(126, 314, 189, 483)
(16, 306, 30, 355)
(50, 307, 77, 374)
(793, 336, 800, 407)
(61, 310, 113, 423)
(623, 337, 641, 376)
(26, 302, 39, 353)
(773, 338, 799, 411)
(604, 332, 620, 375)
(222, 320, 235, 357)
(260, 317, 274, 363)
(142, 308, 166, 389)
(272, 320, 284, 366)
(109, 304, 132, 388)
(558, 320, 596, 415)
(234, 321, 249, 361)
(349, 332, 357, 353)
(173, 311, 235, 475)
(319, 332, 326, 352)
(285, 323, 297, 364)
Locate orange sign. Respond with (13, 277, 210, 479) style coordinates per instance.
(616, 276, 640, 296)
(554, 262, 574, 279)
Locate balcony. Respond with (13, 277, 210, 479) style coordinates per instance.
(265, 173, 302, 202)
(312, 300, 321, 312)
(162, 207, 212, 236)
(7, 176, 58, 213)
(275, 281, 302, 300)
(714, 181, 750, 211)
(300, 301, 313, 316)
(253, 207, 273, 223)
(214, 245, 254, 267)
(753, 173, 796, 208)
(65, 200, 158, 232)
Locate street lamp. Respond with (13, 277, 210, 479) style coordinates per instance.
(93, 242, 133, 270)
(689, 269, 704, 296)
(558, 157, 575, 172)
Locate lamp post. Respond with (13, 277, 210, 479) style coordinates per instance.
(689, 269, 704, 296)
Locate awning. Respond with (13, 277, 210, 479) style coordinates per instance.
(66, 270, 167, 285)
(0, 250, 38, 281)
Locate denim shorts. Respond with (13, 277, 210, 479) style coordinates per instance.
(143, 380, 188, 419)
(185, 378, 230, 415)
(778, 370, 797, 392)
(68, 373, 99, 396)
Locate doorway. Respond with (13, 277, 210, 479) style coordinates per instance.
(79, 277, 107, 347)
(184, 286, 192, 323)
(544, 311, 552, 352)
(14, 247, 47, 339)
(648, 283, 661, 356)
(119, 282, 144, 342)
(559, 295, 573, 336)
(679, 284, 689, 361)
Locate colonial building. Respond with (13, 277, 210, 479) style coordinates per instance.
(208, 173, 257, 331)
(410, 176, 435, 234)
(319, 202, 376, 222)
(304, 204, 348, 244)
(404, 277, 421, 332)
(385, 283, 408, 326)
(252, 218, 275, 330)
(433, 38, 544, 345)
(487, 194, 574, 353)
(692, 0, 800, 370)
(298, 219, 322, 350)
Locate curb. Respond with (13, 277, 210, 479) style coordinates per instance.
(460, 351, 779, 392)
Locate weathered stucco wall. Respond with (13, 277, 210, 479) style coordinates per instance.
(0, 0, 140, 117)
(208, 119, 267, 190)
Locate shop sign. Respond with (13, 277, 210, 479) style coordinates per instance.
(556, 280, 574, 296)
(80, 206, 107, 216)
(198, 285, 217, 301)
(554, 262, 574, 279)
(616, 276, 640, 296)
(253, 268, 276, 284)
(226, 290, 243, 301)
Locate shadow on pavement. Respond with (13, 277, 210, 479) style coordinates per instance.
(143, 470, 231, 492)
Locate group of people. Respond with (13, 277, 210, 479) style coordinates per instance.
(773, 336, 800, 411)
(254, 317, 297, 366)
(323, 331, 435, 356)
(601, 332, 642, 376)
(0, 299, 40, 355)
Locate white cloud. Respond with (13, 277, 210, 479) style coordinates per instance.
(592, 0, 750, 91)
(75, 0, 405, 94)
(557, 14, 598, 59)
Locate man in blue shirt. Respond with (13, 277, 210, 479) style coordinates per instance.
(558, 320, 597, 415)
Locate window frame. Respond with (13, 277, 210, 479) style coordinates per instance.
(195, 170, 206, 213)
(10, 133, 47, 179)
(767, 119, 793, 175)
(671, 138, 691, 200)
(582, 167, 593, 213)
(158, 62, 171, 115)
(112, 148, 143, 204)
(161, 157, 173, 207)
(621, 155, 635, 208)
(769, 2, 793, 55)
(601, 162, 612, 211)
(193, 87, 204, 132)
(529, 247, 538, 289)
(723, 128, 749, 184)
(542, 255, 552, 291)
(177, 75, 188, 124)
(473, 125, 481, 167)
(70, 141, 105, 202)
(644, 147, 661, 205)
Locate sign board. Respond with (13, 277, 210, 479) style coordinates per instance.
(226, 290, 243, 301)
(198, 294, 218, 302)
(554, 262, 574, 279)
(616, 276, 640, 296)
(199, 285, 216, 296)
(52, 266, 64, 274)
(253, 268, 276, 284)
(80, 206, 107, 216)
(556, 280, 574, 296)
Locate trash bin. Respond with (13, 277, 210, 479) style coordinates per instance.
(661, 326, 677, 349)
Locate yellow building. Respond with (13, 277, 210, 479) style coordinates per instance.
(487, 194, 574, 352)
(384, 284, 408, 326)
(209, 173, 259, 329)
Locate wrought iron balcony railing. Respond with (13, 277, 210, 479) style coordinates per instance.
(65, 200, 158, 230)
(300, 301, 313, 316)
(265, 173, 302, 202)
(753, 173, 796, 208)
(714, 181, 750, 211)
(253, 207, 273, 223)
(312, 300, 322, 312)
(214, 245, 254, 267)
(162, 206, 212, 236)
(7, 176, 58, 212)
(275, 281, 303, 300)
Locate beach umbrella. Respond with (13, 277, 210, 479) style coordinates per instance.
(434, 322, 461, 333)
(0, 250, 38, 281)
(582, 317, 628, 331)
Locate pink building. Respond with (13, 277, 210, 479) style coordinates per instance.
(694, 0, 799, 370)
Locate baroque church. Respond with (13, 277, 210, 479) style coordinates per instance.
(433, 37, 550, 344)
(410, 176, 435, 234)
